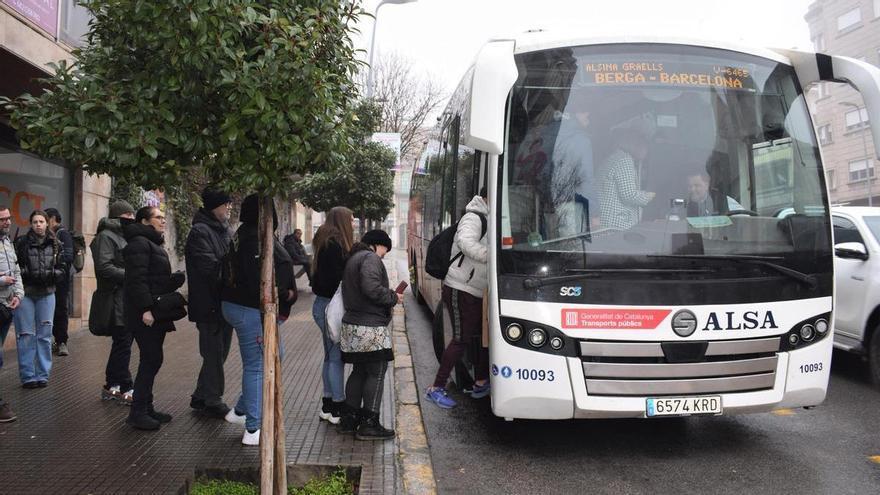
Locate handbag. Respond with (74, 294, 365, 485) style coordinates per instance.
(88, 289, 115, 336)
(324, 286, 344, 343)
(152, 291, 188, 323)
(0, 303, 12, 328)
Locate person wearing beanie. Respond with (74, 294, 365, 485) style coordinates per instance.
(185, 187, 234, 418)
(336, 229, 401, 441)
(108, 200, 136, 220)
(91, 202, 137, 404)
(220, 194, 296, 445)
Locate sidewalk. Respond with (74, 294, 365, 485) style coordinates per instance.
(0, 291, 397, 494)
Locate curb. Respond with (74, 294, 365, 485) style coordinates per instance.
(392, 302, 438, 495)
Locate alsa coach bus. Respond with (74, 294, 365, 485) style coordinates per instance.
(408, 32, 880, 420)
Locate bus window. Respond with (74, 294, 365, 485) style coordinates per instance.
(440, 118, 459, 230)
(455, 144, 477, 217)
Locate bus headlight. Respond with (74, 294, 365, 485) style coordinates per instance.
(528, 328, 547, 347)
(788, 333, 799, 346)
(549, 336, 564, 350)
(800, 324, 815, 342)
(505, 323, 523, 342)
(815, 319, 829, 335)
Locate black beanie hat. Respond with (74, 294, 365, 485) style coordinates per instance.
(361, 229, 392, 251)
(202, 187, 232, 211)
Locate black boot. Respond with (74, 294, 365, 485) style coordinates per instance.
(355, 410, 395, 441)
(147, 405, 172, 424)
(127, 409, 160, 431)
(336, 404, 359, 434)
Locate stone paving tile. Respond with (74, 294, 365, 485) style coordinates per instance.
(0, 291, 396, 494)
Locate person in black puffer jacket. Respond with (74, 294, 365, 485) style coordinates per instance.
(221, 194, 296, 446)
(123, 206, 185, 431)
(336, 230, 401, 441)
(13, 210, 64, 388)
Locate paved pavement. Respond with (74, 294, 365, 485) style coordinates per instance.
(0, 290, 398, 494)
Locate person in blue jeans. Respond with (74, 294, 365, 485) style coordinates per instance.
(13, 210, 64, 388)
(0, 206, 23, 421)
(221, 194, 296, 446)
(309, 206, 354, 424)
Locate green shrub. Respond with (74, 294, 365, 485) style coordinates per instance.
(190, 469, 352, 495)
(190, 479, 258, 495)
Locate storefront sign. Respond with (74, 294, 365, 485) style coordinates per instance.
(0, 146, 70, 229)
(3, 0, 60, 37)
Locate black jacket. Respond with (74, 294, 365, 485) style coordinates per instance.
(221, 223, 296, 318)
(185, 209, 231, 323)
(14, 230, 63, 297)
(311, 238, 345, 298)
(90, 218, 128, 328)
(123, 223, 184, 332)
(282, 234, 310, 265)
(341, 244, 398, 327)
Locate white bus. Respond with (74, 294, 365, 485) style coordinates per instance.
(408, 31, 880, 420)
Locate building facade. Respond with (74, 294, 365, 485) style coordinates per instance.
(1, 1, 108, 340)
(805, 0, 880, 206)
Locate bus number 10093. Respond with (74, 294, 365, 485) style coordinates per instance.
(515, 368, 555, 381)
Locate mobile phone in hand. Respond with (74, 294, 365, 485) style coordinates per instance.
(395, 281, 408, 294)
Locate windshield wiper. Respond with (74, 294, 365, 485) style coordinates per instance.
(647, 254, 817, 289)
(522, 267, 713, 289)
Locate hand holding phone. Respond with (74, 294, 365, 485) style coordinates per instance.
(395, 281, 408, 294)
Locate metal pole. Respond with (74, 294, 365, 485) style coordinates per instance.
(366, 2, 386, 100)
(841, 101, 874, 206)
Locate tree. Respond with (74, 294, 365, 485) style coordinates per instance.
(366, 51, 445, 159)
(296, 99, 395, 233)
(1, 1, 363, 491)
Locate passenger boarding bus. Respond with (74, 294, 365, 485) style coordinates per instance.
(408, 32, 880, 420)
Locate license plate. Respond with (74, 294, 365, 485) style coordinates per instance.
(646, 396, 722, 417)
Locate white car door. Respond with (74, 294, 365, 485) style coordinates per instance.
(832, 214, 871, 339)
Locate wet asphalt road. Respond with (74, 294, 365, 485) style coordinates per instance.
(403, 292, 880, 495)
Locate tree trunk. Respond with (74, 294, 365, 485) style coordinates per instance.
(259, 195, 287, 494)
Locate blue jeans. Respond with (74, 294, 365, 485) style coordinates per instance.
(14, 294, 55, 383)
(222, 301, 284, 432)
(312, 295, 344, 402)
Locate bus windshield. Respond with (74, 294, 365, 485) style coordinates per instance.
(501, 44, 831, 277)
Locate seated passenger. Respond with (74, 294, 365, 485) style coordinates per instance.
(685, 172, 744, 217)
(598, 129, 655, 229)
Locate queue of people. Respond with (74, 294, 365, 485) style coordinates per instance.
(0, 187, 427, 446)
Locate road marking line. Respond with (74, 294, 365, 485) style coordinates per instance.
(771, 408, 795, 416)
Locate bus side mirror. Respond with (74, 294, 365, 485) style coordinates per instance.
(834, 242, 869, 260)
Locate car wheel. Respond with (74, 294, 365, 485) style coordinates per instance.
(869, 325, 880, 386)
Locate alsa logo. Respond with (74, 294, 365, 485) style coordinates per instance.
(559, 286, 582, 297)
(702, 311, 778, 331)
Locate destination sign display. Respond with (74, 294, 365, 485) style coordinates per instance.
(581, 61, 755, 91)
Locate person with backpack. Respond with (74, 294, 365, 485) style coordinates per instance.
(44, 208, 74, 357)
(186, 187, 234, 419)
(310, 206, 354, 425)
(425, 187, 490, 409)
(13, 210, 65, 388)
(336, 230, 402, 440)
(90, 200, 136, 405)
(221, 194, 296, 445)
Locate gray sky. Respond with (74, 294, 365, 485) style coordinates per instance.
(354, 0, 816, 98)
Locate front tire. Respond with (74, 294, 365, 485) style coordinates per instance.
(869, 325, 880, 386)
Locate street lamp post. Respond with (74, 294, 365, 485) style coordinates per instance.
(840, 101, 874, 206)
(366, 0, 417, 100)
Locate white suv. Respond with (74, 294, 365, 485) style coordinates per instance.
(832, 206, 880, 384)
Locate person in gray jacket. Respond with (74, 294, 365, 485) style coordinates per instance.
(90, 200, 137, 404)
(337, 230, 402, 441)
(0, 205, 23, 422)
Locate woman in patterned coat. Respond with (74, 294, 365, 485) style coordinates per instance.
(598, 129, 656, 229)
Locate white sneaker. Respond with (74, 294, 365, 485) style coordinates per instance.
(242, 429, 260, 446)
(225, 409, 246, 425)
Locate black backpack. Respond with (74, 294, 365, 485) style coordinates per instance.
(424, 212, 487, 280)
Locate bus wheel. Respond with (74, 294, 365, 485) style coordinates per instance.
(869, 325, 880, 386)
(432, 301, 447, 362)
(410, 254, 426, 306)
